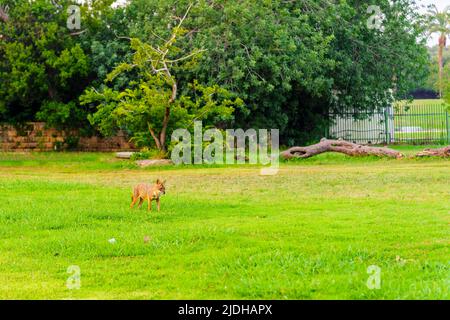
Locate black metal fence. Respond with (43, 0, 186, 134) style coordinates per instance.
(328, 103, 450, 144)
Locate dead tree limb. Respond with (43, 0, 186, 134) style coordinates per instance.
(281, 138, 403, 159)
(0, 5, 9, 22)
(416, 146, 450, 157)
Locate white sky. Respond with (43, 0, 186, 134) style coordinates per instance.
(418, 0, 449, 10)
(417, 0, 449, 46)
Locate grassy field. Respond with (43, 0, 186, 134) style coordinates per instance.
(397, 99, 447, 106)
(0, 148, 449, 299)
(394, 100, 448, 143)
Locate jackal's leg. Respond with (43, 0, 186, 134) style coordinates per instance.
(147, 198, 152, 211)
(138, 198, 144, 208)
(156, 198, 160, 212)
(130, 196, 138, 208)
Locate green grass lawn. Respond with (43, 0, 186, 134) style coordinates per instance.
(394, 99, 448, 130)
(392, 100, 449, 143)
(400, 99, 446, 106)
(0, 148, 448, 299)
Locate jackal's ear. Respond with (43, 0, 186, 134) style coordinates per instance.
(156, 178, 161, 184)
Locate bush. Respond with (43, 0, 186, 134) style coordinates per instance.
(64, 135, 80, 151)
(443, 65, 450, 110)
(36, 101, 94, 135)
(130, 148, 166, 160)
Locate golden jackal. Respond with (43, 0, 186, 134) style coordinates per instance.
(130, 179, 166, 212)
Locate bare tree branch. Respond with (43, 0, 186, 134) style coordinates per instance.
(0, 5, 9, 22)
(416, 146, 450, 157)
(166, 49, 207, 63)
(70, 29, 88, 36)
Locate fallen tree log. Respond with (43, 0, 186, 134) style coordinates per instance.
(416, 146, 450, 157)
(136, 159, 174, 167)
(281, 138, 403, 159)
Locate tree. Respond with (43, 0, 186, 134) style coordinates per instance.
(81, 4, 243, 153)
(125, 0, 429, 145)
(426, 5, 450, 97)
(443, 63, 450, 107)
(0, 0, 430, 146)
(421, 46, 450, 95)
(0, 0, 126, 133)
(0, 0, 90, 123)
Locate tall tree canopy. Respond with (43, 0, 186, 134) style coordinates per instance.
(0, 0, 127, 132)
(425, 4, 450, 97)
(123, 0, 429, 144)
(0, 0, 430, 145)
(81, 6, 243, 152)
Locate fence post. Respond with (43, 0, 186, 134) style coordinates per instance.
(446, 111, 449, 145)
(384, 107, 391, 144)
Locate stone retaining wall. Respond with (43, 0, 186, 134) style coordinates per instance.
(0, 122, 136, 152)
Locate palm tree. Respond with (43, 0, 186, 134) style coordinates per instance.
(426, 5, 450, 98)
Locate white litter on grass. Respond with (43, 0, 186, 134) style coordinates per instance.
(108, 238, 116, 244)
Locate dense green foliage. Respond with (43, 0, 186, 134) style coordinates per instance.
(424, 4, 450, 98)
(81, 21, 243, 151)
(122, 0, 429, 145)
(0, 0, 430, 145)
(444, 68, 450, 106)
(425, 46, 450, 92)
(0, 0, 87, 123)
(0, 0, 127, 132)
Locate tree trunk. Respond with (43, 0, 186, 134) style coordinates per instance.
(157, 80, 177, 153)
(147, 81, 176, 154)
(438, 34, 446, 98)
(416, 146, 450, 157)
(147, 123, 162, 151)
(281, 138, 403, 159)
(159, 106, 170, 153)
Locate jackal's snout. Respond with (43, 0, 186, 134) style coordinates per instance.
(156, 178, 166, 195)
